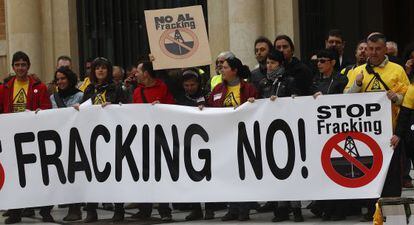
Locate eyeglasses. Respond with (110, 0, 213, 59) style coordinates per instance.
(317, 58, 332, 64)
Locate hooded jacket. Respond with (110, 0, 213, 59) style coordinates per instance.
(0, 75, 51, 113)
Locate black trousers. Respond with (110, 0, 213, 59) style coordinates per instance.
(190, 203, 219, 212)
(8, 206, 53, 218)
(138, 203, 171, 216)
(228, 202, 250, 215)
(86, 203, 124, 213)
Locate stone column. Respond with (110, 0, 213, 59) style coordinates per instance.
(6, 0, 44, 79)
(208, 0, 267, 70)
(6, 0, 79, 82)
(207, 0, 302, 72)
(228, 0, 264, 68)
(274, 0, 301, 58)
(207, 0, 230, 73)
(41, 0, 79, 80)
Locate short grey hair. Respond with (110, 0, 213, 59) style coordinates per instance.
(217, 51, 235, 60)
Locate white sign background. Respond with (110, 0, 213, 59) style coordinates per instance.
(0, 93, 393, 210)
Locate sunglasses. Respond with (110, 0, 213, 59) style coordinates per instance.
(317, 58, 332, 64)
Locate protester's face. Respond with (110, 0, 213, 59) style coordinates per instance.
(95, 65, 108, 83)
(56, 72, 69, 90)
(183, 79, 199, 96)
(255, 42, 270, 63)
(12, 59, 30, 78)
(386, 42, 397, 57)
(222, 61, 237, 81)
(266, 58, 280, 73)
(85, 62, 92, 75)
(367, 40, 387, 66)
(317, 58, 334, 75)
(326, 36, 345, 55)
(127, 67, 137, 78)
(57, 59, 72, 69)
(135, 63, 145, 83)
(216, 56, 226, 74)
(355, 42, 368, 65)
(112, 67, 123, 83)
(275, 39, 293, 61)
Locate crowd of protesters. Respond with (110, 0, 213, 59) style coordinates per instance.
(1, 29, 414, 224)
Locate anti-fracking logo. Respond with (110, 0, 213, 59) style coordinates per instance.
(159, 28, 199, 59)
(0, 142, 5, 191)
(321, 132, 383, 188)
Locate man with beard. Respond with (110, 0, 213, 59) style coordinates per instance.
(274, 35, 313, 96)
(341, 40, 368, 76)
(250, 36, 273, 90)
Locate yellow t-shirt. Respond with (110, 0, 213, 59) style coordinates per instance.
(93, 90, 107, 105)
(345, 62, 410, 128)
(223, 84, 240, 107)
(12, 79, 29, 112)
(402, 83, 414, 109)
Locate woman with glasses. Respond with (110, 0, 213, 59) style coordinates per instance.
(311, 49, 348, 222)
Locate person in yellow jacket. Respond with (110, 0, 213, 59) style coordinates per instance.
(78, 76, 91, 92)
(78, 58, 93, 92)
(345, 33, 409, 222)
(345, 34, 409, 129)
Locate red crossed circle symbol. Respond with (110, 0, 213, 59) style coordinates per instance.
(321, 132, 383, 188)
(0, 162, 4, 190)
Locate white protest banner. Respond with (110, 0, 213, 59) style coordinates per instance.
(0, 93, 393, 210)
(144, 6, 211, 70)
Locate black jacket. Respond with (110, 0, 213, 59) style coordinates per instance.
(82, 82, 126, 104)
(176, 90, 207, 107)
(395, 106, 414, 156)
(250, 64, 267, 90)
(284, 57, 314, 96)
(259, 75, 299, 98)
(339, 56, 353, 71)
(310, 72, 348, 95)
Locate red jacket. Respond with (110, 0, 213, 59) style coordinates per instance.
(133, 79, 175, 104)
(0, 76, 52, 113)
(208, 80, 258, 107)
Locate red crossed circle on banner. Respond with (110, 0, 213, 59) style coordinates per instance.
(321, 132, 383, 188)
(0, 163, 4, 191)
